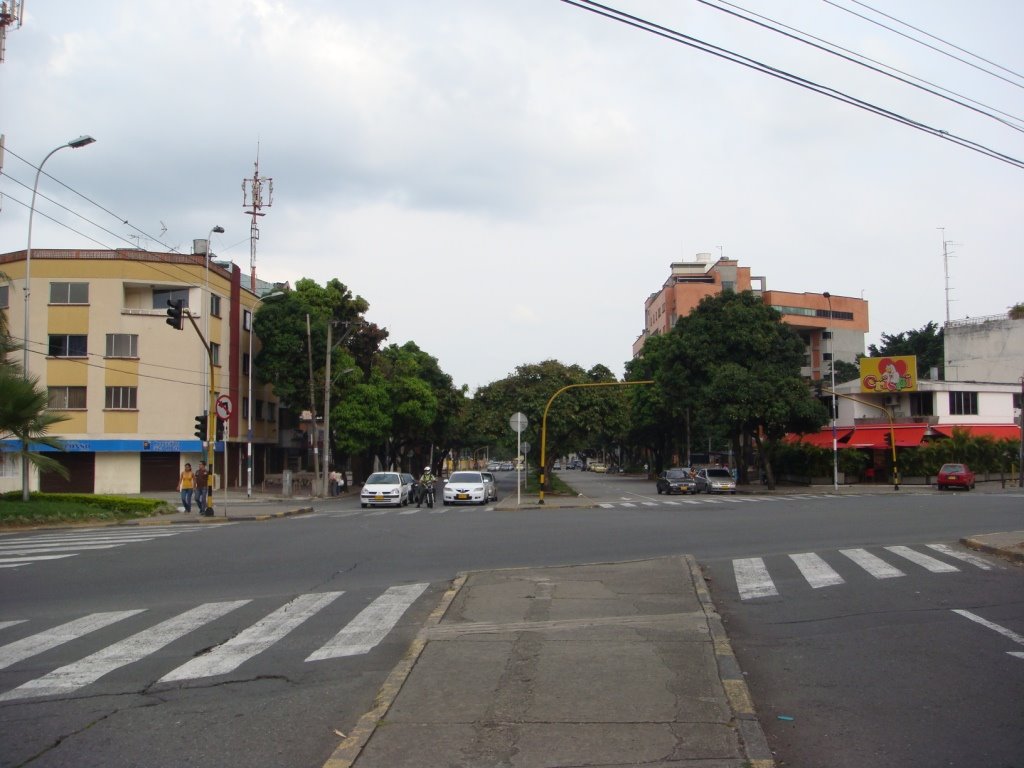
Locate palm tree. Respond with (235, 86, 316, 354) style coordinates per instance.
(0, 373, 70, 500)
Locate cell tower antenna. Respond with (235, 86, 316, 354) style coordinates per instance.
(938, 227, 961, 325)
(242, 143, 273, 292)
(0, 1, 25, 63)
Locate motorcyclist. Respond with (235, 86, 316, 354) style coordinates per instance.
(417, 465, 436, 507)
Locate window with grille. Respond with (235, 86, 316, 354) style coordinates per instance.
(48, 335, 88, 357)
(49, 282, 89, 304)
(105, 386, 138, 410)
(948, 391, 978, 415)
(48, 386, 87, 409)
(105, 333, 138, 358)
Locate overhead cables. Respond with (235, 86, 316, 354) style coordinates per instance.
(559, 0, 1024, 171)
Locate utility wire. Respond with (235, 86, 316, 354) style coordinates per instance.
(822, 0, 1024, 91)
(560, 0, 1024, 171)
(845, 0, 1024, 82)
(707, 0, 1024, 132)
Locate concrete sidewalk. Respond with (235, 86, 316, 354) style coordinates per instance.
(324, 555, 774, 768)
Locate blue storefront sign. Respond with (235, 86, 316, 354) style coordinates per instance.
(0, 439, 221, 453)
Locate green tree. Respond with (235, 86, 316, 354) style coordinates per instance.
(868, 321, 944, 380)
(0, 373, 70, 500)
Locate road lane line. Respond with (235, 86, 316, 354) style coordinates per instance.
(0, 555, 77, 566)
(789, 553, 845, 589)
(306, 583, 428, 661)
(953, 610, 1024, 647)
(925, 544, 995, 570)
(733, 558, 778, 600)
(0, 611, 145, 671)
(839, 548, 905, 579)
(884, 545, 959, 573)
(160, 592, 344, 681)
(0, 601, 249, 701)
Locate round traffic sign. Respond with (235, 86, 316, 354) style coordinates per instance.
(509, 412, 528, 433)
(215, 394, 233, 420)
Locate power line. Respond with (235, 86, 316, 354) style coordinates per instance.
(560, 0, 1024, 171)
(822, 0, 1024, 91)
(706, 0, 1024, 132)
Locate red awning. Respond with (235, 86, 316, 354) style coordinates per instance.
(792, 429, 852, 448)
(845, 425, 927, 449)
(932, 424, 1021, 440)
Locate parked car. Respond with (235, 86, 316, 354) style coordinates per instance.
(360, 471, 410, 508)
(695, 467, 736, 494)
(486, 460, 502, 472)
(937, 463, 975, 491)
(402, 473, 424, 504)
(480, 471, 499, 502)
(568, 459, 583, 470)
(443, 471, 488, 505)
(553, 461, 562, 470)
(499, 461, 514, 471)
(657, 468, 697, 495)
(589, 462, 607, 473)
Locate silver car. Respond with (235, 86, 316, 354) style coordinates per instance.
(480, 471, 498, 502)
(695, 467, 737, 494)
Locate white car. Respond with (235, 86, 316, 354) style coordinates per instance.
(695, 467, 737, 494)
(443, 471, 488, 505)
(360, 472, 410, 508)
(486, 460, 502, 472)
(480, 471, 498, 502)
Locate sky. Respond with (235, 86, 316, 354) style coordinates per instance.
(2, 0, 1021, 393)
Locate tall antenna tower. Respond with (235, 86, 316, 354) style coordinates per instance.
(938, 227, 959, 325)
(241, 145, 273, 292)
(0, 1, 25, 63)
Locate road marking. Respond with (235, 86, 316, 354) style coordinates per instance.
(366, 510, 390, 516)
(884, 545, 959, 573)
(397, 508, 419, 515)
(925, 544, 995, 570)
(953, 610, 1024, 651)
(307, 583, 428, 661)
(0, 601, 250, 701)
(0, 554, 77, 567)
(621, 503, 637, 508)
(598, 503, 615, 508)
(641, 502, 658, 507)
(0, 611, 145, 671)
(839, 548, 905, 579)
(733, 558, 778, 600)
(0, 543, 123, 555)
(789, 553, 845, 588)
(0, 621, 26, 632)
(160, 592, 344, 681)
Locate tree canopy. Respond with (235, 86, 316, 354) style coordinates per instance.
(868, 321, 944, 380)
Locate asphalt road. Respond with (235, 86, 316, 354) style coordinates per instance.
(1, 470, 1021, 767)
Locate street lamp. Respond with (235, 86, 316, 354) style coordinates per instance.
(823, 291, 839, 492)
(21, 135, 95, 502)
(246, 291, 283, 497)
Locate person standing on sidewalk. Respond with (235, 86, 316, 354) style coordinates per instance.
(194, 461, 209, 514)
(177, 463, 195, 513)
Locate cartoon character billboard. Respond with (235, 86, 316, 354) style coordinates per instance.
(860, 356, 917, 393)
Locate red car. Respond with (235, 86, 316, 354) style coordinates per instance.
(937, 463, 976, 491)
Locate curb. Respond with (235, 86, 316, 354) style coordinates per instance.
(686, 554, 775, 767)
(961, 536, 1024, 565)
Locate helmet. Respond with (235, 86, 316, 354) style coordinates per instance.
(424, 466, 431, 472)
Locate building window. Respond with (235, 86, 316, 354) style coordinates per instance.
(105, 333, 139, 358)
(242, 352, 250, 376)
(105, 386, 138, 410)
(49, 282, 89, 304)
(266, 402, 275, 422)
(254, 399, 264, 420)
(49, 334, 88, 357)
(722, 281, 735, 292)
(948, 391, 978, 416)
(242, 397, 249, 420)
(243, 309, 252, 331)
(211, 294, 222, 317)
(909, 392, 934, 417)
(0, 452, 19, 478)
(48, 386, 87, 409)
(152, 288, 190, 310)
(0, 284, 9, 309)
(210, 342, 221, 366)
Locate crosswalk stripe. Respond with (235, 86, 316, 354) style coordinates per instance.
(733, 558, 778, 600)
(884, 545, 959, 573)
(0, 611, 145, 671)
(839, 548, 905, 579)
(0, 601, 250, 701)
(925, 544, 994, 570)
(598, 503, 614, 508)
(306, 583, 428, 661)
(641, 502, 658, 507)
(397, 508, 419, 515)
(0, 554, 77, 565)
(0, 621, 27, 632)
(789, 553, 845, 588)
(3, 530, 201, 543)
(0, 544, 123, 555)
(160, 592, 344, 682)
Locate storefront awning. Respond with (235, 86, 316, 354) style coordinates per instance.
(845, 425, 927, 449)
(790, 429, 853, 448)
(932, 424, 1021, 441)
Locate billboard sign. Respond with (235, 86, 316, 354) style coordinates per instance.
(859, 355, 918, 393)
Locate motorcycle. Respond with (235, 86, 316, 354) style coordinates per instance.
(420, 482, 435, 509)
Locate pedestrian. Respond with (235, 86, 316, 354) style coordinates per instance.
(177, 462, 195, 513)
(194, 461, 209, 514)
(329, 469, 339, 496)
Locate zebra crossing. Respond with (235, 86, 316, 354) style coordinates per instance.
(731, 543, 996, 601)
(0, 582, 428, 702)
(0, 525, 215, 569)
(595, 493, 914, 510)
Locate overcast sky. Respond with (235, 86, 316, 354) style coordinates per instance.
(2, 1, 1021, 392)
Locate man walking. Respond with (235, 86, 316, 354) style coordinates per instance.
(194, 461, 209, 516)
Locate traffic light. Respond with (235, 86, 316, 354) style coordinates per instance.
(883, 432, 892, 447)
(194, 413, 208, 440)
(215, 418, 224, 441)
(166, 299, 184, 330)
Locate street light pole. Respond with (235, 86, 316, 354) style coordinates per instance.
(20, 135, 95, 502)
(823, 292, 839, 492)
(202, 226, 224, 405)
